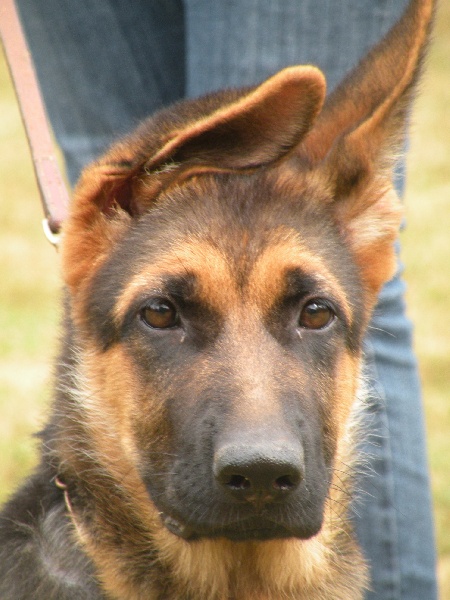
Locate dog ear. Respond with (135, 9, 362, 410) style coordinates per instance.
(64, 66, 326, 293)
(75, 65, 326, 217)
(146, 66, 326, 172)
(296, 0, 435, 298)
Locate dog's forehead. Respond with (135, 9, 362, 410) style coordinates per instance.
(114, 230, 349, 317)
(112, 174, 354, 323)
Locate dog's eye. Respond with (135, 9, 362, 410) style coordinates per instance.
(140, 298, 179, 329)
(298, 299, 335, 330)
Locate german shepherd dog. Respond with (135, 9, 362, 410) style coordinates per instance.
(0, 1, 435, 598)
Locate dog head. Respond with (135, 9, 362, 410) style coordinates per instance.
(58, 0, 432, 549)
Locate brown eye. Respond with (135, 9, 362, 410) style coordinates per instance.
(299, 300, 334, 330)
(141, 298, 179, 329)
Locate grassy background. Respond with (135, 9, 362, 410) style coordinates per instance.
(1, 4, 449, 596)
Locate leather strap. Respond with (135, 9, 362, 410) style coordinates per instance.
(0, 0, 69, 242)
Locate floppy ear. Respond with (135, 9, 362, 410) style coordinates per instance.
(78, 65, 326, 213)
(297, 0, 435, 299)
(145, 65, 326, 174)
(63, 66, 326, 292)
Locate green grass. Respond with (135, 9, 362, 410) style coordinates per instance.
(1, 5, 449, 596)
(401, 2, 450, 593)
(0, 47, 60, 501)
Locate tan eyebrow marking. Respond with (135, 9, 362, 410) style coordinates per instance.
(247, 230, 352, 324)
(114, 227, 352, 327)
(113, 238, 238, 324)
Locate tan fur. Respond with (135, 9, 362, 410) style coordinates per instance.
(112, 228, 352, 329)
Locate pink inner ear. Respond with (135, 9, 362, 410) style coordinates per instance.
(79, 163, 139, 217)
(102, 179, 135, 217)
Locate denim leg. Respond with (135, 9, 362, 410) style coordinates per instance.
(16, 0, 185, 186)
(359, 262, 438, 599)
(185, 0, 408, 96)
(184, 1, 437, 598)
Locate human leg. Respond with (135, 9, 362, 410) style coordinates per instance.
(359, 264, 437, 598)
(16, 0, 185, 186)
(185, 0, 408, 96)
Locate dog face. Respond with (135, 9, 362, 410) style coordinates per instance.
(60, 66, 406, 547)
(58, 0, 432, 567)
(76, 169, 366, 542)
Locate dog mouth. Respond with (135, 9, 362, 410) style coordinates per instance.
(160, 512, 317, 542)
(162, 514, 196, 539)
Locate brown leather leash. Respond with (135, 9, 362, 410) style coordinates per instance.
(0, 0, 70, 246)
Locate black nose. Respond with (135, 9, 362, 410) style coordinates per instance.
(214, 443, 304, 506)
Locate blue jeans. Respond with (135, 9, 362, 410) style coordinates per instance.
(17, 1, 437, 597)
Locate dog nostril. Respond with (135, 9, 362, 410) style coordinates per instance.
(226, 474, 251, 491)
(214, 443, 304, 502)
(221, 471, 301, 496)
(274, 474, 297, 491)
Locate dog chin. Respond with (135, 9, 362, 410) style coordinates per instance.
(161, 513, 322, 542)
